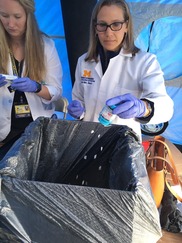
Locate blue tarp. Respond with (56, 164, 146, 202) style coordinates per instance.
(128, 0, 182, 145)
(35, 0, 72, 104)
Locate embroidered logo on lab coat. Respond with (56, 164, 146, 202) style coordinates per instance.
(83, 70, 91, 78)
(81, 69, 95, 85)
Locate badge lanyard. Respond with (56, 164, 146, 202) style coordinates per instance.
(9, 50, 31, 118)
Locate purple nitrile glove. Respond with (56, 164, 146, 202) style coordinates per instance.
(106, 93, 146, 119)
(67, 100, 85, 119)
(11, 77, 37, 92)
(0, 74, 7, 87)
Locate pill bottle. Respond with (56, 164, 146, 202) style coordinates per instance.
(98, 105, 116, 126)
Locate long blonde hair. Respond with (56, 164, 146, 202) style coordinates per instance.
(85, 0, 139, 62)
(0, 0, 46, 81)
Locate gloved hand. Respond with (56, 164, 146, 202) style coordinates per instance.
(106, 93, 146, 119)
(0, 74, 7, 87)
(67, 100, 85, 119)
(11, 77, 38, 92)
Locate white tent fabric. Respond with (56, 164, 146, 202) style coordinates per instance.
(35, 0, 182, 145)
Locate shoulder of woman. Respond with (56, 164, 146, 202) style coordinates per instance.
(42, 35, 55, 47)
(78, 52, 88, 62)
(132, 49, 159, 65)
(137, 49, 157, 59)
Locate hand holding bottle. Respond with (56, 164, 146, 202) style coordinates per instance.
(106, 93, 146, 119)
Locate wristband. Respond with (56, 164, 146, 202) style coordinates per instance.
(34, 82, 42, 93)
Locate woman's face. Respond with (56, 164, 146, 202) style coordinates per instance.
(96, 5, 128, 52)
(0, 0, 27, 39)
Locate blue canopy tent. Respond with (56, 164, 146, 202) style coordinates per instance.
(34, 0, 182, 146)
(34, 0, 72, 103)
(127, 0, 182, 146)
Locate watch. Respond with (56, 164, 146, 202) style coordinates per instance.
(145, 101, 152, 117)
(34, 82, 42, 93)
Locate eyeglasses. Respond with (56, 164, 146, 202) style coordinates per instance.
(95, 21, 126, 32)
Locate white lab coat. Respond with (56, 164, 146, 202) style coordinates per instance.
(72, 49, 174, 140)
(0, 37, 63, 142)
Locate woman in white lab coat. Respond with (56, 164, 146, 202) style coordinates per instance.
(68, 0, 173, 139)
(0, 0, 62, 158)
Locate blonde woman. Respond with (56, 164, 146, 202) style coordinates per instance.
(0, 0, 62, 157)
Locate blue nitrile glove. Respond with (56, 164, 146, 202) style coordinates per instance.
(106, 93, 146, 119)
(0, 74, 7, 87)
(67, 100, 85, 119)
(11, 77, 38, 92)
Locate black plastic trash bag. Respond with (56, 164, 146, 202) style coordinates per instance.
(160, 187, 182, 233)
(0, 117, 162, 243)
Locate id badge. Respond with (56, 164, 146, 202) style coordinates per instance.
(15, 104, 31, 118)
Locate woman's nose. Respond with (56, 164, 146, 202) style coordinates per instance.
(8, 17, 15, 27)
(105, 27, 113, 35)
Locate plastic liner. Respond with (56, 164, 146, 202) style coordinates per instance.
(0, 117, 162, 243)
